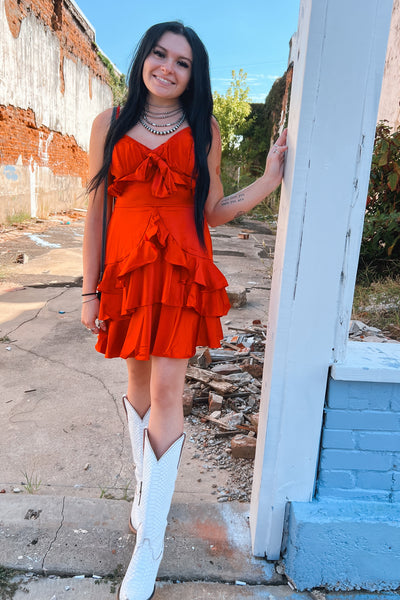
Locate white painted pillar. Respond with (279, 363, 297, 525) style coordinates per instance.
(250, 0, 393, 559)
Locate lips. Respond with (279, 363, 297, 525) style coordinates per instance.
(154, 75, 175, 86)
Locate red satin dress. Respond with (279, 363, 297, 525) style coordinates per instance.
(95, 127, 230, 361)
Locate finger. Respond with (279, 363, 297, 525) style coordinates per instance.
(276, 129, 288, 145)
(95, 318, 107, 332)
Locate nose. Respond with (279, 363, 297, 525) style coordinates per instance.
(161, 60, 173, 74)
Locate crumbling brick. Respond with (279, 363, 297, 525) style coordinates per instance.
(208, 392, 223, 412)
(231, 434, 257, 459)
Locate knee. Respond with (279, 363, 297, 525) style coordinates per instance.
(151, 384, 182, 410)
(126, 359, 151, 387)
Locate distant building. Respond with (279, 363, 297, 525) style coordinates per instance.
(0, 0, 113, 223)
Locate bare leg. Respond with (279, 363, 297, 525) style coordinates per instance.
(148, 356, 188, 458)
(126, 357, 152, 417)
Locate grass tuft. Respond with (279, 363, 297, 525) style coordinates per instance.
(352, 276, 400, 340)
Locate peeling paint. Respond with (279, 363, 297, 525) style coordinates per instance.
(3, 165, 18, 180)
(38, 131, 54, 165)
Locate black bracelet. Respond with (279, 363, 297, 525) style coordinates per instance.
(81, 292, 97, 297)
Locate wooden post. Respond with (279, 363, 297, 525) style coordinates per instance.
(250, 0, 393, 559)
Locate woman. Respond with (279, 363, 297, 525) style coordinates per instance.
(81, 21, 287, 600)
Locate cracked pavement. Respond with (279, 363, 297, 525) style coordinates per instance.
(0, 213, 291, 597)
(0, 213, 275, 502)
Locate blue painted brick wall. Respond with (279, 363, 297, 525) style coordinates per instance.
(317, 379, 400, 501)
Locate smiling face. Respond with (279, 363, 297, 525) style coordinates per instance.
(142, 31, 193, 105)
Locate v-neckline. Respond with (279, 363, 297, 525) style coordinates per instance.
(123, 126, 190, 152)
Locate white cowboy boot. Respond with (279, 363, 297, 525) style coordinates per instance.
(118, 428, 185, 600)
(122, 395, 151, 533)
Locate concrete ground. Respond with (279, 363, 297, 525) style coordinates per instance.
(0, 216, 274, 502)
(0, 214, 302, 599)
(1, 215, 397, 599)
(9, 578, 305, 600)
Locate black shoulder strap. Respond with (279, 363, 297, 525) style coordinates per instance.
(99, 105, 118, 283)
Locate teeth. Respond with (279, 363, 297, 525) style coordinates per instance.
(155, 75, 172, 84)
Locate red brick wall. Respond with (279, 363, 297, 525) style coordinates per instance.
(1, 0, 111, 193)
(4, 0, 108, 81)
(0, 105, 88, 181)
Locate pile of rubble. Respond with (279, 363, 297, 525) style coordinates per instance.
(182, 317, 399, 503)
(183, 321, 266, 502)
(349, 319, 400, 343)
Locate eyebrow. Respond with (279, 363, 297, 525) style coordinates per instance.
(155, 44, 192, 64)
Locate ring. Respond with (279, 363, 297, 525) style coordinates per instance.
(273, 149, 279, 154)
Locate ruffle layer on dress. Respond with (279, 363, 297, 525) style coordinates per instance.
(95, 210, 230, 360)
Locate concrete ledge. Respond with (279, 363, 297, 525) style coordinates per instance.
(331, 342, 400, 383)
(283, 499, 400, 591)
(0, 495, 280, 584)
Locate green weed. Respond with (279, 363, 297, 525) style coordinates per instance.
(352, 276, 400, 340)
(21, 470, 41, 494)
(5, 212, 31, 226)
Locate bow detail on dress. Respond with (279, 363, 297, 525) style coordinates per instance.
(108, 151, 189, 198)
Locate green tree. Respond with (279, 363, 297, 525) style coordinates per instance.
(358, 121, 400, 279)
(213, 69, 252, 156)
(97, 50, 127, 106)
(241, 67, 291, 174)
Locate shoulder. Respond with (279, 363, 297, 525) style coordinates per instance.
(211, 115, 220, 138)
(91, 107, 115, 139)
(208, 116, 222, 157)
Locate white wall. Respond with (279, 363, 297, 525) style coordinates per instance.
(378, 0, 400, 129)
(0, 0, 112, 151)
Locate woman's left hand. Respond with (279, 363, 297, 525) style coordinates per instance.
(264, 128, 288, 188)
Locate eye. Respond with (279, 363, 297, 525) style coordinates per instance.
(153, 48, 165, 58)
(177, 60, 190, 69)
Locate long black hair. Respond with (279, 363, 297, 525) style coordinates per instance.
(89, 21, 213, 246)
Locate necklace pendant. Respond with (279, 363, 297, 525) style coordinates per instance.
(139, 112, 186, 136)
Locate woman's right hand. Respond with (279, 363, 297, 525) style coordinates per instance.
(81, 297, 106, 334)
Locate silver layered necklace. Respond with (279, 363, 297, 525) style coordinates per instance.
(139, 104, 186, 136)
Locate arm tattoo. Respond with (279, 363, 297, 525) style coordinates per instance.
(220, 191, 245, 207)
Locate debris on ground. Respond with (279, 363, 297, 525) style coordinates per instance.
(349, 319, 400, 343)
(184, 316, 399, 503)
(184, 320, 266, 502)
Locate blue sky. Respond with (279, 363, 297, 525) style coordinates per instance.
(75, 0, 300, 103)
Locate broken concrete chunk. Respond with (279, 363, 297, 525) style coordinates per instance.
(226, 285, 247, 308)
(210, 410, 222, 420)
(241, 358, 263, 379)
(208, 392, 223, 412)
(209, 349, 237, 362)
(231, 434, 257, 459)
(211, 363, 242, 375)
(248, 413, 259, 433)
(219, 412, 244, 429)
(185, 366, 238, 395)
(182, 386, 195, 416)
(189, 347, 212, 368)
(225, 372, 254, 386)
(349, 319, 382, 336)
